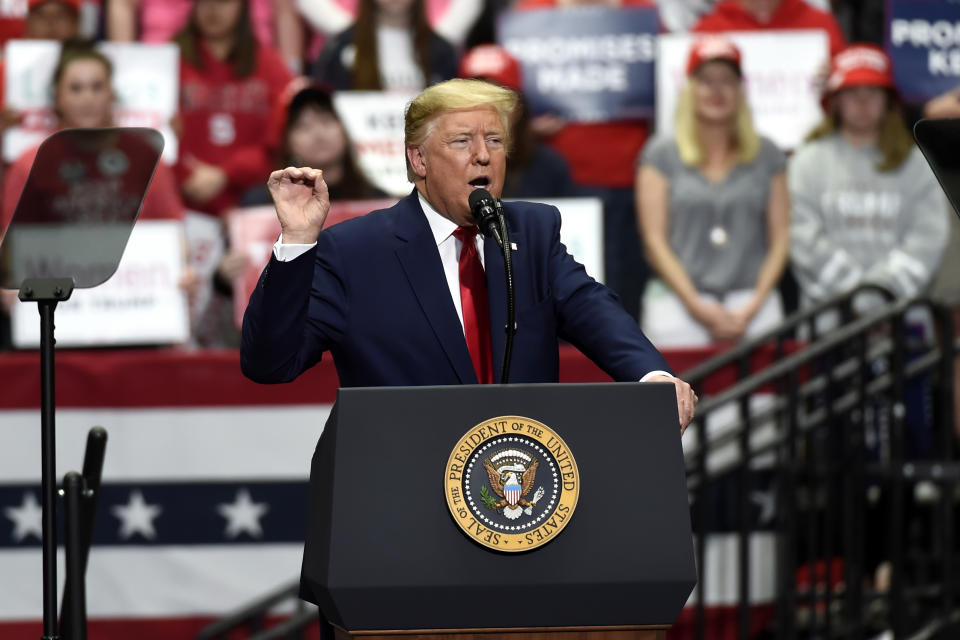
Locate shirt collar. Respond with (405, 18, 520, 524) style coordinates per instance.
(418, 191, 461, 247)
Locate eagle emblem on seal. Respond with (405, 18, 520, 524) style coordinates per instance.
(481, 449, 545, 520)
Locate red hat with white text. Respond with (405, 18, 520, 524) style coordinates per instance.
(824, 44, 896, 94)
(686, 35, 742, 76)
(459, 44, 523, 92)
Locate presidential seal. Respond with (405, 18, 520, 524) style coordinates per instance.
(444, 415, 579, 552)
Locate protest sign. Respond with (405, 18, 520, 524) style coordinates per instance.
(499, 5, 659, 121)
(227, 197, 604, 327)
(656, 30, 828, 151)
(3, 40, 179, 163)
(9, 220, 190, 347)
(182, 210, 227, 343)
(332, 91, 417, 197)
(887, 0, 960, 102)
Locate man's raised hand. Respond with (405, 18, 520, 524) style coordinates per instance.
(268, 167, 331, 244)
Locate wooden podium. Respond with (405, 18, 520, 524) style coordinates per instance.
(333, 626, 667, 639)
(301, 384, 695, 639)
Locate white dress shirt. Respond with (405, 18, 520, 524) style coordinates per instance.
(271, 193, 671, 381)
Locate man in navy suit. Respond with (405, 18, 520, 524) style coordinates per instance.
(241, 79, 697, 428)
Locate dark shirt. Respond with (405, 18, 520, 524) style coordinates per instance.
(310, 26, 458, 91)
(502, 144, 575, 200)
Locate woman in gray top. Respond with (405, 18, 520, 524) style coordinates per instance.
(636, 35, 790, 347)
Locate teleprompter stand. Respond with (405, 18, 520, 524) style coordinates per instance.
(300, 383, 697, 640)
(19, 278, 73, 639)
(0, 128, 165, 639)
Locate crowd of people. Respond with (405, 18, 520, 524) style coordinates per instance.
(0, 0, 956, 352)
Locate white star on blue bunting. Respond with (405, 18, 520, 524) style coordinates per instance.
(111, 490, 162, 540)
(217, 489, 269, 539)
(4, 491, 43, 542)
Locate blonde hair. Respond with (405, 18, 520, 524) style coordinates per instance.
(404, 78, 518, 181)
(806, 92, 913, 172)
(673, 81, 760, 167)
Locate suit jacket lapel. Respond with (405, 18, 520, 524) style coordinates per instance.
(392, 191, 478, 384)
(484, 236, 507, 384)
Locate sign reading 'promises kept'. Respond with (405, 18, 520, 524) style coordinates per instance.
(498, 5, 659, 122)
(886, 0, 960, 102)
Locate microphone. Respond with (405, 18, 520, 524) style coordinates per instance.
(468, 188, 503, 249)
(468, 187, 516, 383)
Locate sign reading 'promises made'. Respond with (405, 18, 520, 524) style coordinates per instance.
(499, 5, 659, 122)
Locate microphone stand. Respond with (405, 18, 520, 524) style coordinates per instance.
(494, 200, 516, 384)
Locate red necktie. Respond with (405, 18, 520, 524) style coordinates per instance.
(453, 226, 493, 384)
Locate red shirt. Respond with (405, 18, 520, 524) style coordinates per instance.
(0, 13, 24, 112)
(2, 135, 185, 233)
(512, 0, 655, 188)
(0, 16, 25, 49)
(176, 42, 292, 216)
(693, 0, 846, 56)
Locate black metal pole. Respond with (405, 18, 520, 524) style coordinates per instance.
(888, 315, 907, 637)
(695, 405, 708, 640)
(805, 425, 819, 631)
(736, 354, 752, 640)
(62, 472, 86, 640)
(937, 308, 955, 621)
(39, 299, 60, 640)
(61, 427, 107, 640)
(777, 369, 799, 640)
(822, 359, 837, 636)
(849, 330, 868, 640)
(79, 428, 106, 576)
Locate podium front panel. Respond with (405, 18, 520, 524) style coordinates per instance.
(301, 383, 695, 631)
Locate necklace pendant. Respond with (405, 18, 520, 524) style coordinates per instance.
(710, 226, 728, 247)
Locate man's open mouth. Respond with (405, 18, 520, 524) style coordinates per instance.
(469, 177, 490, 189)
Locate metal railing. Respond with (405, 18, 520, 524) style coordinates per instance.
(194, 580, 318, 640)
(681, 286, 959, 639)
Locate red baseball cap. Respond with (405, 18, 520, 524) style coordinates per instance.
(458, 44, 523, 92)
(686, 35, 742, 76)
(29, 0, 81, 10)
(824, 44, 896, 95)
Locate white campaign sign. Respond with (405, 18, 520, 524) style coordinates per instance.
(3, 40, 180, 163)
(10, 220, 189, 347)
(182, 210, 226, 338)
(656, 30, 829, 151)
(333, 91, 417, 197)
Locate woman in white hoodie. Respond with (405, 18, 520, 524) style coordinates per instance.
(789, 44, 949, 310)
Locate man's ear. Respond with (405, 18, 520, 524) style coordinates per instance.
(407, 145, 427, 179)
